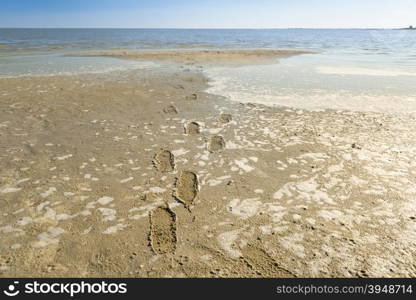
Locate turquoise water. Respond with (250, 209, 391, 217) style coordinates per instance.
(1, 29, 416, 112)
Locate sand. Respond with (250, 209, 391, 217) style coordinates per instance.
(0, 50, 416, 278)
(69, 49, 314, 66)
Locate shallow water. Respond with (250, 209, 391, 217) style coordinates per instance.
(205, 53, 416, 114)
(0, 53, 156, 77)
(2, 28, 416, 71)
(1, 28, 416, 113)
(1, 28, 416, 58)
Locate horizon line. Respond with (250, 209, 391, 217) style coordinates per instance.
(0, 26, 409, 30)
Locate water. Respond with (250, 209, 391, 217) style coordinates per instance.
(1, 29, 416, 112)
(205, 53, 416, 114)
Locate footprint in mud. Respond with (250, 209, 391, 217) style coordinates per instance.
(208, 135, 225, 152)
(41, 119, 51, 129)
(149, 207, 177, 255)
(153, 150, 175, 172)
(163, 105, 178, 114)
(185, 93, 198, 100)
(184, 122, 201, 135)
(218, 113, 232, 124)
(174, 171, 199, 208)
(241, 245, 295, 278)
(23, 143, 37, 155)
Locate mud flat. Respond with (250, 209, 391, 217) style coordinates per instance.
(0, 51, 416, 278)
(69, 49, 314, 66)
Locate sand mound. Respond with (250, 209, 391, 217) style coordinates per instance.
(69, 49, 314, 66)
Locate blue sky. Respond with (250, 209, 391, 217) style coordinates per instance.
(0, 0, 415, 28)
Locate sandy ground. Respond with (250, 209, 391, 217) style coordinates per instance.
(70, 49, 314, 66)
(1, 51, 416, 277)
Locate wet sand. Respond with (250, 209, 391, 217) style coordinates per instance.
(1, 51, 416, 277)
(70, 49, 314, 66)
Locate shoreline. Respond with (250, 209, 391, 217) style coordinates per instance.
(0, 49, 314, 79)
(1, 57, 416, 277)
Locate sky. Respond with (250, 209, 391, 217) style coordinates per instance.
(0, 0, 415, 28)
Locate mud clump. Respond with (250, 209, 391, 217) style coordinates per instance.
(184, 122, 201, 135)
(219, 113, 232, 124)
(149, 207, 177, 255)
(208, 135, 225, 152)
(174, 171, 199, 208)
(163, 105, 178, 114)
(154, 150, 175, 172)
